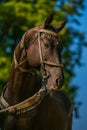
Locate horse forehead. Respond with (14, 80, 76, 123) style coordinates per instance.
(45, 33, 58, 40)
(25, 27, 61, 49)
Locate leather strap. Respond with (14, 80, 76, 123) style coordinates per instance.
(38, 29, 64, 68)
(0, 85, 9, 109)
(39, 29, 58, 36)
(0, 86, 48, 115)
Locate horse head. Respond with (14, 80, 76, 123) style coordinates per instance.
(25, 13, 66, 91)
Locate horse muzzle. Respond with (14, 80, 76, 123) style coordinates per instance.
(47, 75, 64, 91)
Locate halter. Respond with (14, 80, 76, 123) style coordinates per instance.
(14, 29, 64, 73)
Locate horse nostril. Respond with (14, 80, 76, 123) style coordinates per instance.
(56, 76, 63, 86)
(56, 78, 59, 84)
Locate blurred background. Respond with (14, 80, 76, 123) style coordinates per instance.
(0, 0, 87, 129)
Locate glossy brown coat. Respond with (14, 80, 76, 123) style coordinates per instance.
(0, 14, 72, 130)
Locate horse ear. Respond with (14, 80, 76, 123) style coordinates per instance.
(42, 13, 54, 28)
(55, 19, 67, 32)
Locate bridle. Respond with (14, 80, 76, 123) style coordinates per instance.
(14, 29, 64, 73)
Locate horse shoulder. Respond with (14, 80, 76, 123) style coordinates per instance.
(36, 91, 72, 130)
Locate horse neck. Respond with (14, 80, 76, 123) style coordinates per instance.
(4, 44, 41, 105)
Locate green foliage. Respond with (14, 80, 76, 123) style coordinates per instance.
(0, 0, 87, 118)
(0, 48, 11, 93)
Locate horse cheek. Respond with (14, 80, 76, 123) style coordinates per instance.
(27, 44, 40, 67)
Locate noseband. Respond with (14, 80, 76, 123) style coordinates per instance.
(38, 29, 64, 68)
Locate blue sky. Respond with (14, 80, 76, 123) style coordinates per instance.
(73, 1, 87, 130)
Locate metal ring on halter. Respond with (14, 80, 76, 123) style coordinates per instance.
(38, 29, 64, 68)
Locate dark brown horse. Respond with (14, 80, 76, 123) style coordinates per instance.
(0, 14, 72, 130)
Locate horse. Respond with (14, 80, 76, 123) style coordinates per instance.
(0, 13, 72, 130)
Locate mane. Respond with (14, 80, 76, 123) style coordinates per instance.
(19, 26, 39, 50)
